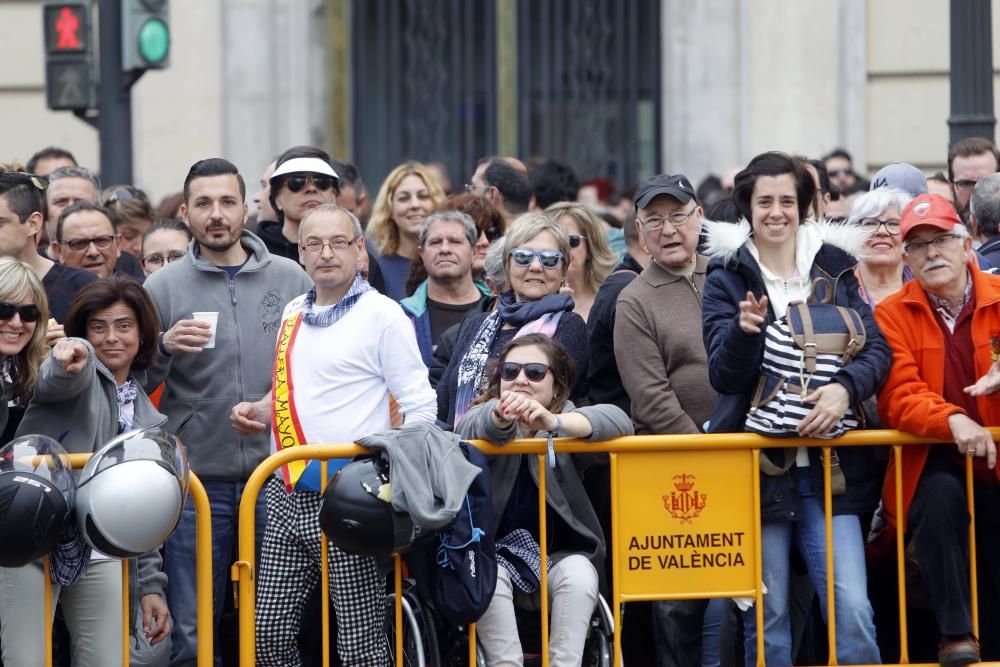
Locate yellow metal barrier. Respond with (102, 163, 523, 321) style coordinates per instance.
(233, 430, 998, 667)
(33, 454, 215, 667)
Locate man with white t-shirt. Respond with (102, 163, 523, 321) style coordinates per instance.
(231, 203, 436, 666)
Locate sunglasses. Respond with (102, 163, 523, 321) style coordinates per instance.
(285, 174, 337, 193)
(500, 361, 551, 382)
(102, 186, 146, 206)
(0, 302, 41, 323)
(568, 234, 587, 248)
(510, 247, 564, 269)
(827, 169, 851, 178)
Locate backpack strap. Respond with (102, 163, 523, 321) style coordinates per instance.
(792, 302, 819, 375)
(759, 449, 796, 476)
(835, 307, 866, 366)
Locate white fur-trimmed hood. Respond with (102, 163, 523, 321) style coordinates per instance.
(702, 218, 870, 264)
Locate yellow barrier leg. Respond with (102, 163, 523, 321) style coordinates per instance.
(123, 559, 130, 667)
(611, 453, 623, 667)
(320, 461, 331, 667)
(394, 553, 403, 666)
(469, 622, 477, 664)
(752, 450, 764, 667)
(893, 446, 909, 664)
(187, 475, 214, 667)
(965, 458, 979, 640)
(823, 447, 837, 665)
(537, 453, 549, 667)
(43, 555, 53, 667)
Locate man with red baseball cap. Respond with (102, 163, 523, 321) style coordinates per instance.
(875, 192, 1000, 666)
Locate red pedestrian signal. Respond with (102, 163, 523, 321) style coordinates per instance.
(44, 4, 88, 54)
(56, 7, 81, 49)
(42, 1, 94, 111)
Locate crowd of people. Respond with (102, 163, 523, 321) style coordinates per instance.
(0, 137, 998, 667)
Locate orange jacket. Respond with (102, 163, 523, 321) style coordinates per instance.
(875, 264, 1000, 530)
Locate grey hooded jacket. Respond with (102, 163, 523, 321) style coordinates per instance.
(358, 422, 482, 529)
(17, 338, 168, 600)
(142, 231, 313, 481)
(455, 399, 633, 570)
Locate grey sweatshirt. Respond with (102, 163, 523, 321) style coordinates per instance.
(141, 231, 313, 481)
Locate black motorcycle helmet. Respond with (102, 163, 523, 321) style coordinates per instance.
(318, 456, 416, 557)
(0, 435, 75, 567)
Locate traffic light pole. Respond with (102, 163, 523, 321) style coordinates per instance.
(949, 0, 995, 145)
(95, 0, 143, 185)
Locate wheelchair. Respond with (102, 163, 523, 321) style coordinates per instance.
(444, 592, 615, 667)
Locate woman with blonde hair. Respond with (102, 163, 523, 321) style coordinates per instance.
(0, 256, 49, 438)
(545, 202, 617, 321)
(366, 161, 446, 300)
(437, 212, 590, 426)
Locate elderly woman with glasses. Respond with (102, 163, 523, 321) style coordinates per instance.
(436, 213, 590, 427)
(846, 187, 914, 306)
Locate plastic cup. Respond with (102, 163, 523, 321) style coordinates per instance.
(191, 312, 219, 349)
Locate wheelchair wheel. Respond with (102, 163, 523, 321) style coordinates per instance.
(583, 627, 612, 667)
(439, 627, 487, 667)
(385, 588, 441, 667)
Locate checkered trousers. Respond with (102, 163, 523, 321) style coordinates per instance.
(255, 477, 387, 666)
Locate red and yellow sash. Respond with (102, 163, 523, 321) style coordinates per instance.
(272, 311, 308, 492)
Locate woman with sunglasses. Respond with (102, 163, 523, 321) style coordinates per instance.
(0, 257, 49, 441)
(7, 276, 172, 666)
(847, 187, 914, 307)
(366, 161, 446, 301)
(701, 152, 890, 665)
(437, 213, 590, 427)
(545, 202, 617, 322)
(263, 147, 342, 262)
(456, 333, 632, 667)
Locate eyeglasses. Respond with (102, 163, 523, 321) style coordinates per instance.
(903, 233, 962, 256)
(63, 235, 116, 252)
(859, 217, 901, 236)
(500, 361, 551, 383)
(952, 179, 979, 192)
(568, 234, 588, 248)
(141, 250, 187, 268)
(510, 247, 565, 269)
(102, 186, 146, 206)
(0, 302, 41, 323)
(827, 169, 851, 178)
(301, 237, 359, 254)
(285, 174, 337, 193)
(639, 208, 697, 231)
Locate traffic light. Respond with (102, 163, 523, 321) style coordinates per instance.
(122, 0, 170, 71)
(43, 0, 96, 111)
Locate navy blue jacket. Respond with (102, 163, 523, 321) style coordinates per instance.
(701, 242, 891, 520)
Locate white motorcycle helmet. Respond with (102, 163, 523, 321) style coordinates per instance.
(76, 428, 189, 558)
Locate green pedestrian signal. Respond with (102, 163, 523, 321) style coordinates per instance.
(138, 18, 169, 64)
(122, 0, 170, 71)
